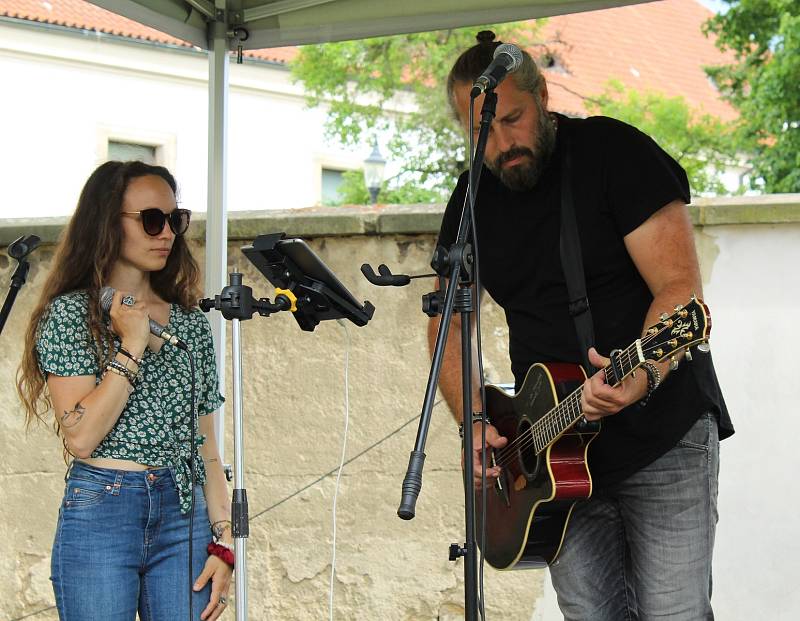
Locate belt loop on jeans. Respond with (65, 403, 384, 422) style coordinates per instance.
(64, 460, 75, 483)
(111, 471, 124, 496)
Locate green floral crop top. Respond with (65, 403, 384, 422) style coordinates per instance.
(36, 290, 225, 513)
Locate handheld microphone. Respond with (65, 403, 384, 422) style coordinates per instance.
(470, 43, 524, 97)
(99, 286, 188, 350)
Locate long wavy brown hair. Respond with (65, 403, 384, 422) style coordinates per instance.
(17, 160, 202, 434)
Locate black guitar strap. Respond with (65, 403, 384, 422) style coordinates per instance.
(559, 133, 599, 376)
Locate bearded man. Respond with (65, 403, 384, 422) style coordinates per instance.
(430, 32, 732, 621)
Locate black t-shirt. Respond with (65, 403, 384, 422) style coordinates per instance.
(438, 114, 732, 488)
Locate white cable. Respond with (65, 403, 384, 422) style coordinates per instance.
(330, 319, 351, 621)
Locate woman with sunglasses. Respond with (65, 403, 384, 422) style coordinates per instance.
(18, 160, 232, 621)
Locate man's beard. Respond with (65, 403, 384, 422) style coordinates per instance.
(487, 106, 557, 193)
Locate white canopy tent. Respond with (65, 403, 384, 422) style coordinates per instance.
(87, 0, 652, 445)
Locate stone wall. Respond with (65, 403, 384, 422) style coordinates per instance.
(2, 196, 800, 620)
(0, 207, 532, 621)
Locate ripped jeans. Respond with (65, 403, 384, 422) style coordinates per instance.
(549, 412, 720, 621)
(51, 461, 212, 621)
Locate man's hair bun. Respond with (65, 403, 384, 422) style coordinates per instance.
(476, 30, 496, 45)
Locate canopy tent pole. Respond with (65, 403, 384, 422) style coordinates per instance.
(205, 1, 229, 459)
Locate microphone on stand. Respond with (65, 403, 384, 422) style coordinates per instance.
(99, 286, 188, 350)
(470, 43, 524, 97)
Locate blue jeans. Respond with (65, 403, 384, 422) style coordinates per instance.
(51, 461, 212, 621)
(549, 412, 720, 621)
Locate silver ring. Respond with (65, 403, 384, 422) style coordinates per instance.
(121, 295, 135, 307)
(218, 595, 228, 606)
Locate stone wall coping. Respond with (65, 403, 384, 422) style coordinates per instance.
(2, 194, 799, 246)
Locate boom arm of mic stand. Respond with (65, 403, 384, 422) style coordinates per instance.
(397, 90, 496, 520)
(397, 255, 466, 519)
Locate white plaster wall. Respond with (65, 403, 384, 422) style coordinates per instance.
(0, 21, 365, 219)
(532, 222, 800, 620)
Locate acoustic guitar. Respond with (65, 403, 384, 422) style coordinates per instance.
(477, 297, 711, 570)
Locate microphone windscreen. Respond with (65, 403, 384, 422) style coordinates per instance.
(494, 43, 523, 72)
(99, 286, 116, 313)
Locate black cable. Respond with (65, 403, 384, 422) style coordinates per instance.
(250, 405, 435, 521)
(468, 94, 490, 621)
(187, 350, 197, 621)
(8, 606, 56, 620)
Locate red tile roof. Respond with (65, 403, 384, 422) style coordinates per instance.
(0, 0, 296, 63)
(540, 0, 737, 120)
(2, 0, 734, 119)
(3, 0, 191, 47)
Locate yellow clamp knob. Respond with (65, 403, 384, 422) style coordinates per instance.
(275, 288, 297, 312)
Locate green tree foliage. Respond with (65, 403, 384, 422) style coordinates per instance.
(290, 24, 540, 201)
(327, 170, 443, 205)
(704, 0, 800, 192)
(586, 80, 739, 195)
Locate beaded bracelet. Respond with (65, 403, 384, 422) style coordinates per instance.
(107, 359, 138, 385)
(638, 361, 662, 408)
(458, 414, 492, 439)
(207, 542, 235, 568)
(103, 366, 135, 393)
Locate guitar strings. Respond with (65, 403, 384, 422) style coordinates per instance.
(488, 322, 677, 470)
(492, 337, 637, 466)
(491, 326, 661, 468)
(491, 321, 678, 468)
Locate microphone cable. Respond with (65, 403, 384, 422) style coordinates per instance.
(468, 94, 490, 621)
(329, 319, 352, 621)
(186, 347, 198, 621)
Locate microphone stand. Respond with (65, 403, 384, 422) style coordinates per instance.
(364, 91, 498, 620)
(0, 235, 40, 336)
(200, 273, 292, 621)
(201, 234, 374, 621)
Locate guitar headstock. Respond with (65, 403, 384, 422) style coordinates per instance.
(641, 296, 711, 363)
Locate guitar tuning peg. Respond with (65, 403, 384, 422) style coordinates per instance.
(669, 356, 679, 371)
(685, 348, 693, 362)
(674, 304, 683, 312)
(697, 342, 711, 353)
(659, 312, 669, 321)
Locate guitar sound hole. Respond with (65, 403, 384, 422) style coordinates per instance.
(517, 419, 541, 480)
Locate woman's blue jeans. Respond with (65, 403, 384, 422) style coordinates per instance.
(51, 461, 212, 621)
(549, 412, 720, 621)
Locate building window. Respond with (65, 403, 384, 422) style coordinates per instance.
(107, 140, 157, 164)
(321, 167, 346, 204)
(96, 127, 176, 170)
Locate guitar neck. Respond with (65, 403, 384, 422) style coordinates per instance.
(531, 340, 644, 454)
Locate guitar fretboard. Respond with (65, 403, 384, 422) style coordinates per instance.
(530, 339, 644, 454)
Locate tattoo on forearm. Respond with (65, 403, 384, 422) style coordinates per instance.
(61, 402, 86, 428)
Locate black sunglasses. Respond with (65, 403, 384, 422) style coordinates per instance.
(121, 208, 191, 236)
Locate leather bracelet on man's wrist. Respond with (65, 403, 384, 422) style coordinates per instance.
(638, 361, 662, 408)
(458, 413, 492, 439)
